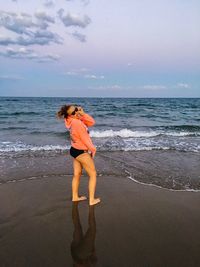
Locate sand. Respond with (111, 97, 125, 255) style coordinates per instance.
(0, 172, 200, 267)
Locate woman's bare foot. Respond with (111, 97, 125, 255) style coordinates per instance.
(72, 196, 87, 202)
(89, 198, 101, 206)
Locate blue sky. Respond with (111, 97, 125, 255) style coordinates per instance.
(0, 0, 199, 97)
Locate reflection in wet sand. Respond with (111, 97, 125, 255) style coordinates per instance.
(70, 203, 97, 267)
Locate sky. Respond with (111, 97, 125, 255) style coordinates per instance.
(0, 0, 199, 97)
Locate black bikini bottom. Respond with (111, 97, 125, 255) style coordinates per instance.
(70, 146, 87, 158)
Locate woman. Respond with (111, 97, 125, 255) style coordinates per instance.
(57, 104, 101, 206)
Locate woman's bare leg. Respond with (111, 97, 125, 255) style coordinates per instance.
(72, 158, 87, 202)
(76, 153, 100, 206)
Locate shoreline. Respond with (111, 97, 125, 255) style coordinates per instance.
(1, 150, 200, 191)
(126, 173, 200, 193)
(1, 172, 200, 193)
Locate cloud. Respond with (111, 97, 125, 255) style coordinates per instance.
(0, 11, 35, 34)
(63, 68, 104, 79)
(0, 10, 62, 46)
(57, 9, 91, 28)
(0, 10, 58, 36)
(90, 85, 121, 90)
(37, 53, 60, 62)
(0, 7, 89, 51)
(66, 0, 90, 6)
(24, 29, 62, 45)
(35, 10, 55, 24)
(66, 0, 90, 3)
(142, 85, 167, 90)
(0, 36, 15, 45)
(176, 83, 191, 89)
(0, 47, 60, 62)
(65, 71, 78, 76)
(0, 47, 31, 58)
(43, 0, 55, 8)
(71, 31, 86, 42)
(81, 0, 90, 6)
(0, 74, 24, 80)
(141, 83, 191, 90)
(0, 30, 62, 46)
(84, 74, 105, 80)
(64, 68, 90, 76)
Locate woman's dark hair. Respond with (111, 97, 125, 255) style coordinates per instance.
(57, 105, 71, 119)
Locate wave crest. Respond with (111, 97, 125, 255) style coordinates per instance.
(90, 128, 200, 138)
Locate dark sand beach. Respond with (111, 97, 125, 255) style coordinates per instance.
(0, 152, 200, 267)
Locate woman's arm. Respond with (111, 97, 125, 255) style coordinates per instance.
(80, 113, 95, 127)
(77, 107, 95, 127)
(74, 120, 96, 156)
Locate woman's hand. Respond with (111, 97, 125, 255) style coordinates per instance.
(91, 148, 96, 158)
(77, 106, 85, 116)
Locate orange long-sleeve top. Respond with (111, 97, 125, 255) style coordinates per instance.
(65, 113, 96, 153)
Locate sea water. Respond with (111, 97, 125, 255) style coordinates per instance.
(1, 97, 200, 190)
(1, 97, 200, 154)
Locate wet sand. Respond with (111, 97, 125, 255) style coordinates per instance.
(0, 172, 200, 267)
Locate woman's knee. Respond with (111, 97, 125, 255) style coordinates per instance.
(73, 171, 82, 179)
(88, 169, 97, 177)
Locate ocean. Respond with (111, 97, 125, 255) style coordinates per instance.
(1, 97, 200, 191)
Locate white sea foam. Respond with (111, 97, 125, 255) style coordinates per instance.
(0, 143, 69, 152)
(1, 128, 200, 154)
(167, 132, 196, 137)
(0, 141, 199, 153)
(124, 146, 171, 151)
(90, 128, 199, 138)
(90, 129, 159, 138)
(125, 170, 200, 193)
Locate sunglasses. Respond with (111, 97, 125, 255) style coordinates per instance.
(71, 107, 78, 115)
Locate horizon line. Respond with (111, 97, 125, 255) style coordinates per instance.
(0, 96, 200, 99)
